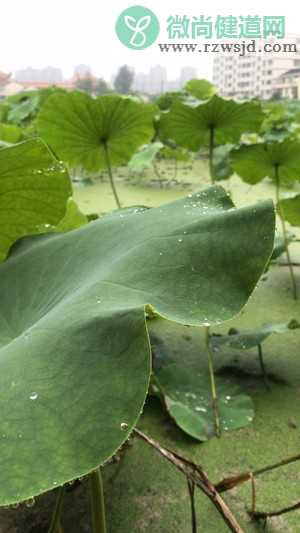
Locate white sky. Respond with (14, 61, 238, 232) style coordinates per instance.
(0, 0, 298, 81)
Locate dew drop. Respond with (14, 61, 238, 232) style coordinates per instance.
(178, 238, 183, 243)
(29, 392, 38, 401)
(120, 423, 128, 431)
(25, 497, 35, 508)
(195, 406, 207, 413)
(185, 392, 197, 399)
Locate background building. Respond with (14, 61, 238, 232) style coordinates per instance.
(15, 66, 63, 84)
(213, 35, 300, 100)
(275, 68, 300, 99)
(133, 66, 198, 95)
(178, 67, 198, 86)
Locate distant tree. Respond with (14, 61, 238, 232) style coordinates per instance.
(94, 78, 110, 95)
(76, 78, 93, 94)
(114, 65, 134, 95)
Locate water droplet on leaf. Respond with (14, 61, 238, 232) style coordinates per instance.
(29, 392, 38, 401)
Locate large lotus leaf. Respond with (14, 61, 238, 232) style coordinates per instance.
(0, 186, 274, 505)
(37, 91, 155, 172)
(278, 194, 300, 226)
(159, 95, 264, 150)
(128, 142, 163, 171)
(231, 140, 300, 184)
(155, 363, 254, 441)
(184, 79, 216, 100)
(0, 139, 72, 262)
(210, 319, 300, 351)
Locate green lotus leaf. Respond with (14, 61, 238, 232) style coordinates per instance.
(128, 142, 163, 171)
(211, 144, 235, 181)
(155, 363, 254, 441)
(231, 140, 300, 184)
(0, 102, 9, 122)
(0, 186, 274, 504)
(155, 91, 184, 111)
(210, 319, 300, 351)
(0, 124, 24, 144)
(37, 91, 155, 172)
(7, 94, 40, 125)
(185, 79, 216, 100)
(278, 194, 300, 226)
(0, 138, 72, 262)
(159, 146, 190, 162)
(54, 199, 88, 232)
(271, 232, 298, 260)
(159, 95, 264, 151)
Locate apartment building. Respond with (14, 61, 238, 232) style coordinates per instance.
(213, 35, 300, 99)
(275, 68, 300, 99)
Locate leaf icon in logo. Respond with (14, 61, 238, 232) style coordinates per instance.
(124, 14, 152, 48)
(136, 16, 151, 31)
(124, 16, 137, 31)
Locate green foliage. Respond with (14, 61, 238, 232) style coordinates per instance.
(55, 198, 88, 231)
(128, 142, 163, 171)
(0, 186, 275, 504)
(278, 194, 300, 226)
(1, 88, 66, 129)
(184, 79, 216, 100)
(159, 95, 264, 151)
(231, 140, 300, 185)
(210, 320, 300, 351)
(0, 139, 71, 262)
(155, 91, 184, 111)
(211, 144, 234, 181)
(7, 94, 40, 125)
(261, 100, 300, 141)
(155, 363, 254, 441)
(0, 102, 9, 122)
(160, 95, 263, 152)
(271, 233, 298, 261)
(37, 91, 155, 172)
(158, 146, 190, 162)
(0, 124, 24, 145)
